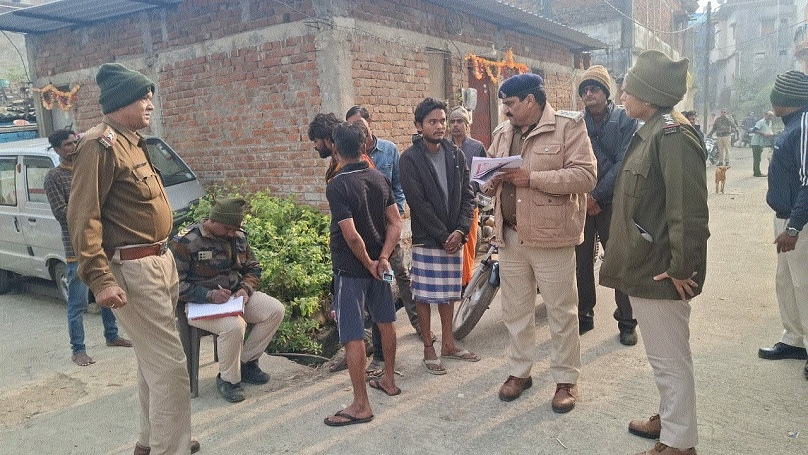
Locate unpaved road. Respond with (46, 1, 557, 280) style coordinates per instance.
(1, 146, 806, 454)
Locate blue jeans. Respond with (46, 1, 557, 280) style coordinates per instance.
(66, 261, 118, 354)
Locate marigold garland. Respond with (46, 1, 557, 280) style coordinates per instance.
(465, 49, 528, 85)
(33, 84, 80, 111)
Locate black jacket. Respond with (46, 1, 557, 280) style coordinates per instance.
(400, 137, 474, 248)
(584, 101, 639, 205)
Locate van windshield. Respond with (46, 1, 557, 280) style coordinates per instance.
(145, 138, 196, 187)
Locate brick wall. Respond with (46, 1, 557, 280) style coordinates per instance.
(27, 0, 584, 210)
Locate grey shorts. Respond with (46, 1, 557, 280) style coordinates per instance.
(333, 274, 396, 343)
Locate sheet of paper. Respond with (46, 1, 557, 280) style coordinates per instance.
(470, 156, 523, 184)
(186, 295, 244, 320)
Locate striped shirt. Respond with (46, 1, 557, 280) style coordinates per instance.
(44, 165, 75, 260)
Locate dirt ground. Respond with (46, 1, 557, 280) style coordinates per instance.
(1, 146, 807, 454)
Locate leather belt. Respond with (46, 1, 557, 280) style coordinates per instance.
(106, 242, 167, 261)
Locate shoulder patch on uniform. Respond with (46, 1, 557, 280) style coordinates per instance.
(98, 127, 116, 148)
(175, 227, 191, 238)
(662, 113, 681, 135)
(492, 120, 509, 135)
(555, 110, 584, 121)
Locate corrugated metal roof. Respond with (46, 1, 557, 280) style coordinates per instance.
(0, 0, 183, 34)
(424, 0, 607, 51)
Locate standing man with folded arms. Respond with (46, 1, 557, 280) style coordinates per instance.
(68, 63, 197, 455)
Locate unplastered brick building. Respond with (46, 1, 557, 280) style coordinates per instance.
(0, 0, 604, 209)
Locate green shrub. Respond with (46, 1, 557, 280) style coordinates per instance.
(183, 187, 333, 355)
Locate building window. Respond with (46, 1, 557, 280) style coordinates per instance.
(426, 48, 450, 101)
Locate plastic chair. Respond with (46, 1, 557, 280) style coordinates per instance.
(176, 303, 218, 398)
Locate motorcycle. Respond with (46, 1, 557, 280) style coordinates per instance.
(453, 244, 499, 340)
(704, 136, 718, 165)
(475, 192, 495, 250)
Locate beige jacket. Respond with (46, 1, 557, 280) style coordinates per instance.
(487, 103, 597, 248)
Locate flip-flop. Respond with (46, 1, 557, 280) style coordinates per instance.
(442, 349, 480, 362)
(324, 411, 374, 427)
(423, 358, 446, 375)
(368, 378, 401, 396)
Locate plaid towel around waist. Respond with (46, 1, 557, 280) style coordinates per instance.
(411, 246, 462, 304)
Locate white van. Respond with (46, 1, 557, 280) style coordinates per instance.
(0, 137, 205, 302)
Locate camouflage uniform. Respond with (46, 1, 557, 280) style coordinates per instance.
(170, 220, 284, 387)
(171, 220, 260, 303)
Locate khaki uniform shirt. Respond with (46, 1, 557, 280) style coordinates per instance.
(487, 104, 597, 248)
(68, 117, 172, 295)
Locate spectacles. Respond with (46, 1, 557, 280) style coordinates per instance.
(61, 140, 78, 147)
(581, 85, 602, 94)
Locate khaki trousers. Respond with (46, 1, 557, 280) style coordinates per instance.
(774, 217, 808, 348)
(499, 227, 581, 383)
(631, 296, 698, 450)
(717, 135, 732, 165)
(110, 250, 191, 455)
(189, 291, 284, 384)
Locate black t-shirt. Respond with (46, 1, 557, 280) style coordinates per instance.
(326, 161, 396, 278)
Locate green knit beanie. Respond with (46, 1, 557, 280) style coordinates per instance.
(96, 63, 155, 114)
(770, 70, 808, 107)
(209, 197, 247, 227)
(624, 50, 688, 108)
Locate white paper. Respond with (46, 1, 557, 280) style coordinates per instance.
(470, 156, 523, 184)
(186, 295, 244, 320)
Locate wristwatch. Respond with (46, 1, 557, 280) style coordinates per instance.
(786, 226, 800, 237)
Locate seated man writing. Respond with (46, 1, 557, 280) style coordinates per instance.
(170, 197, 285, 403)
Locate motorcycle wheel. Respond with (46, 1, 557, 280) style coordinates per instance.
(453, 262, 498, 340)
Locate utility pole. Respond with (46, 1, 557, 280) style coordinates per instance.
(703, 2, 712, 128)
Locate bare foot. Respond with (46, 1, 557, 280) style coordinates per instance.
(71, 352, 95, 366)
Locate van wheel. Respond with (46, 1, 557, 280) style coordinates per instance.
(51, 262, 69, 303)
(0, 269, 15, 294)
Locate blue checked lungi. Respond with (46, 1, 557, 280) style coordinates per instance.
(411, 246, 462, 304)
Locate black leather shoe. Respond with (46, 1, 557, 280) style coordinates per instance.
(619, 330, 638, 346)
(758, 342, 808, 360)
(241, 359, 270, 384)
(579, 319, 594, 335)
(217, 374, 245, 403)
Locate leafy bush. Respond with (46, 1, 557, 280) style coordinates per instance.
(184, 187, 333, 355)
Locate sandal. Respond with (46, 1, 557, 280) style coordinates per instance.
(442, 349, 480, 362)
(423, 342, 446, 375)
(365, 359, 384, 379)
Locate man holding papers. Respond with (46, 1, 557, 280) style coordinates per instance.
(170, 197, 285, 403)
(486, 73, 596, 412)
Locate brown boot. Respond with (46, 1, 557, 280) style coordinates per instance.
(629, 414, 662, 439)
(635, 442, 696, 455)
(134, 439, 200, 455)
(551, 383, 578, 413)
(498, 375, 532, 401)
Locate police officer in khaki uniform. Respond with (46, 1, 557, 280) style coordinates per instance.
(170, 197, 285, 403)
(68, 63, 197, 455)
(600, 50, 709, 455)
